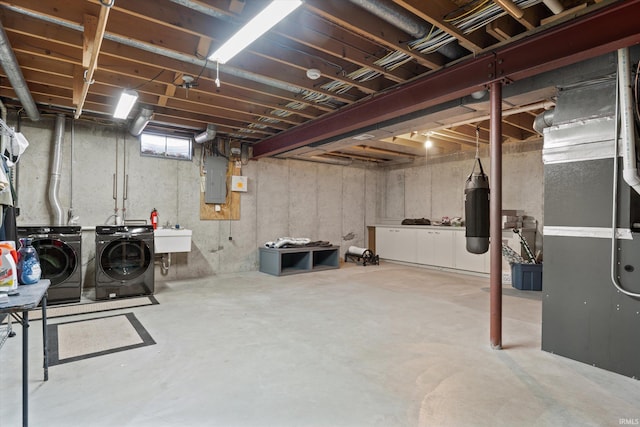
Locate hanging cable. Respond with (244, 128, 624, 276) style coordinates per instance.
(475, 126, 480, 159)
(132, 69, 165, 90)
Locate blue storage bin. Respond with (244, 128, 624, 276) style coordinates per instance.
(511, 263, 542, 291)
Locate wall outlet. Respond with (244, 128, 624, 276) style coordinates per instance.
(502, 271, 512, 285)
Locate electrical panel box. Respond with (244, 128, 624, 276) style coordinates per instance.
(205, 155, 228, 204)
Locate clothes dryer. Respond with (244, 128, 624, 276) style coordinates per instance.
(94, 225, 154, 299)
(16, 225, 82, 305)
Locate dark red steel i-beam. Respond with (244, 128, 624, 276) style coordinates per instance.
(252, 0, 640, 158)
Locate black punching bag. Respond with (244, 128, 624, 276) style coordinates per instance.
(465, 158, 490, 254)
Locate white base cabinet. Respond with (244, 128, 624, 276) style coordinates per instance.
(416, 229, 454, 268)
(452, 231, 490, 273)
(376, 225, 489, 274)
(375, 227, 417, 263)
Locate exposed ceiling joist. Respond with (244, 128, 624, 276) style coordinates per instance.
(0, 0, 636, 165)
(74, 5, 110, 118)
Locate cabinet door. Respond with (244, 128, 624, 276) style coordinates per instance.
(416, 230, 433, 265)
(417, 229, 454, 267)
(395, 228, 417, 263)
(453, 231, 489, 273)
(375, 227, 396, 260)
(431, 230, 454, 268)
(376, 227, 417, 262)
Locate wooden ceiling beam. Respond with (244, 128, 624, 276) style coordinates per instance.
(431, 131, 481, 147)
(304, 0, 445, 70)
(74, 6, 110, 118)
(10, 35, 329, 124)
(274, 11, 425, 83)
(486, 16, 523, 42)
(247, 38, 386, 95)
(102, 0, 375, 99)
(392, 0, 495, 53)
(2, 2, 343, 112)
(503, 112, 537, 133)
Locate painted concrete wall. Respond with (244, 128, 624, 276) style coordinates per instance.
(11, 114, 378, 286)
(376, 141, 544, 248)
(10, 113, 543, 284)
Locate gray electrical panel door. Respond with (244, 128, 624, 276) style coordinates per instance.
(205, 155, 228, 204)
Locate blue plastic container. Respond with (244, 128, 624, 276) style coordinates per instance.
(511, 263, 542, 291)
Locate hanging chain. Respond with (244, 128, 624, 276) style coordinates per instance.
(475, 126, 480, 160)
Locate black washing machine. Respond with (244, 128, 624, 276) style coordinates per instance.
(16, 225, 82, 305)
(95, 225, 154, 300)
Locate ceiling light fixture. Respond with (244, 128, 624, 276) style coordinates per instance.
(113, 89, 138, 119)
(208, 0, 302, 64)
(424, 132, 433, 149)
(306, 68, 321, 80)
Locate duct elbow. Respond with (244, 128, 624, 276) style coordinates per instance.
(533, 109, 555, 135)
(194, 124, 217, 144)
(622, 168, 640, 195)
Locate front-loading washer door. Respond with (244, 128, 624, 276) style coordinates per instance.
(100, 238, 152, 281)
(32, 238, 78, 285)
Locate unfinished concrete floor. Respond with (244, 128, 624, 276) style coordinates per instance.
(1, 262, 639, 426)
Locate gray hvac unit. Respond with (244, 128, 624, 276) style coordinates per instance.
(541, 78, 640, 379)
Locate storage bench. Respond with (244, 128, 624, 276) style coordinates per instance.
(259, 246, 340, 276)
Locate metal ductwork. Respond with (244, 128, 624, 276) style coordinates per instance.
(194, 124, 217, 144)
(533, 108, 555, 135)
(0, 21, 40, 121)
(129, 107, 154, 136)
(347, 0, 467, 60)
(543, 0, 564, 14)
(49, 114, 66, 225)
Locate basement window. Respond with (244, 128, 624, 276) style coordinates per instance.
(140, 132, 192, 160)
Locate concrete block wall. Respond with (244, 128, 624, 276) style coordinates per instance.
(11, 114, 378, 285)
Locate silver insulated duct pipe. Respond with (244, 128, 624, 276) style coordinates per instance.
(0, 20, 40, 121)
(50, 114, 66, 225)
(194, 124, 217, 144)
(533, 109, 555, 135)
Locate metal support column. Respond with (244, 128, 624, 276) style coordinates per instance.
(490, 80, 503, 349)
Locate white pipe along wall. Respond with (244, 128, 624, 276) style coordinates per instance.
(617, 48, 640, 195)
(49, 113, 65, 225)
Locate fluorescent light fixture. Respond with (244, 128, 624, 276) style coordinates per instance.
(113, 89, 139, 119)
(208, 0, 302, 64)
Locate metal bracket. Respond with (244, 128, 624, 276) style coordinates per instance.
(83, 69, 95, 85)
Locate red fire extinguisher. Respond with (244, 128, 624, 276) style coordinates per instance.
(150, 208, 158, 230)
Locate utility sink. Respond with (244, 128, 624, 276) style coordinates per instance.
(154, 228, 192, 253)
